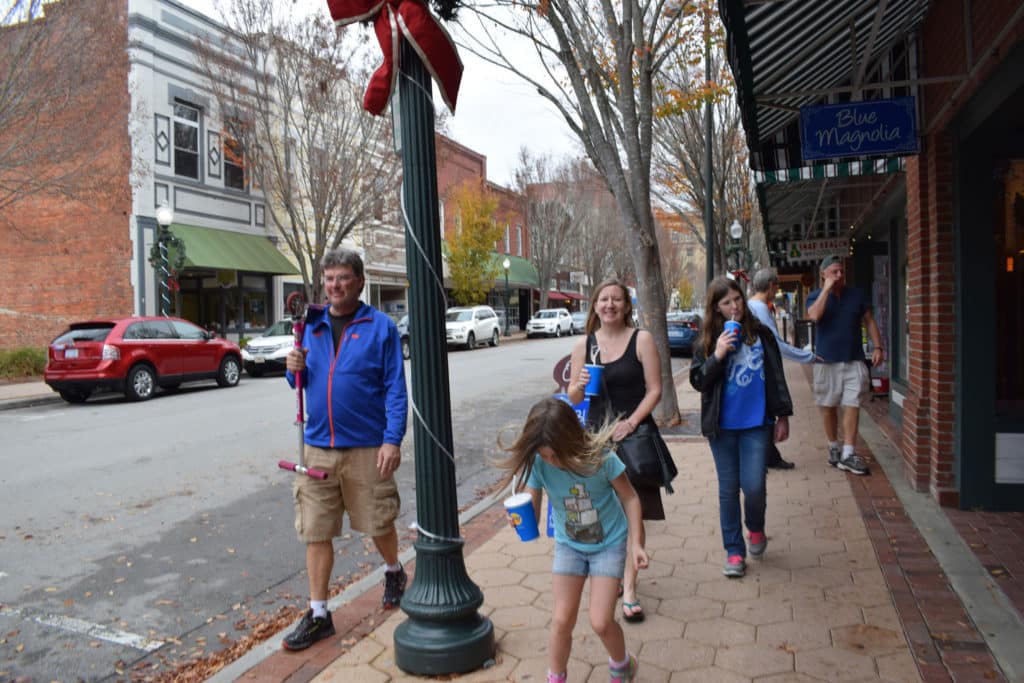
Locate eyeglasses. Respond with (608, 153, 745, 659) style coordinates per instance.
(324, 273, 357, 284)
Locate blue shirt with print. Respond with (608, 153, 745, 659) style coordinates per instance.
(720, 337, 767, 430)
(526, 452, 627, 553)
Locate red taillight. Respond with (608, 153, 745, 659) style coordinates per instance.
(101, 344, 120, 360)
(686, 322, 698, 330)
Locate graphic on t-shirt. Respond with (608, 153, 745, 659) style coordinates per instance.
(725, 341, 764, 389)
(563, 482, 604, 544)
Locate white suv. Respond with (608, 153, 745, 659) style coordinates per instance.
(241, 319, 294, 376)
(527, 308, 573, 338)
(445, 305, 501, 350)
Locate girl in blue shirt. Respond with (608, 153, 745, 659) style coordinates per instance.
(690, 277, 793, 579)
(496, 397, 648, 683)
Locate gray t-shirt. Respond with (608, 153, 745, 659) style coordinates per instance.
(748, 299, 815, 363)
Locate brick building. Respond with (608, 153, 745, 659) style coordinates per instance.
(720, 0, 1024, 510)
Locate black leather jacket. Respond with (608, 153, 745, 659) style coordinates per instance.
(689, 325, 794, 440)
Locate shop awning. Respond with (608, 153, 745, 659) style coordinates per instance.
(490, 253, 538, 288)
(547, 291, 569, 301)
(561, 291, 586, 301)
(169, 224, 299, 275)
(718, 0, 929, 245)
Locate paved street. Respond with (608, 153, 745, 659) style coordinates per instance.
(0, 335, 655, 681)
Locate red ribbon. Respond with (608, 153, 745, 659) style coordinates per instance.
(327, 0, 463, 116)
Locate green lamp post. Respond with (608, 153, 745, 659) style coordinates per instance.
(391, 37, 494, 674)
(503, 257, 511, 336)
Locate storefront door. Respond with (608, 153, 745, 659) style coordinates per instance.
(956, 63, 1024, 511)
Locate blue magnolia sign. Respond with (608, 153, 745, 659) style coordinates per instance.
(800, 97, 919, 161)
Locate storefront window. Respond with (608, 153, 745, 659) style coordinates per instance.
(995, 159, 1024, 417)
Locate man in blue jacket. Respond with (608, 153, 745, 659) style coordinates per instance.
(282, 247, 408, 651)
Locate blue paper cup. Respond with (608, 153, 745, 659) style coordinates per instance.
(584, 364, 604, 396)
(546, 497, 555, 538)
(724, 320, 742, 350)
(504, 492, 539, 542)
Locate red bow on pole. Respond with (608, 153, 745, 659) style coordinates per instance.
(327, 0, 463, 116)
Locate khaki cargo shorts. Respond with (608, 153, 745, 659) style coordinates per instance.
(293, 445, 400, 543)
(813, 361, 869, 408)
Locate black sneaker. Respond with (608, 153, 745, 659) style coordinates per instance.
(383, 566, 407, 609)
(282, 609, 335, 651)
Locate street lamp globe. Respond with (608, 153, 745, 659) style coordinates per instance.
(156, 203, 174, 228)
(502, 257, 510, 271)
(729, 219, 743, 240)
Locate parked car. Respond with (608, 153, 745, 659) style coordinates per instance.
(570, 311, 587, 334)
(396, 314, 410, 360)
(241, 319, 295, 376)
(445, 305, 501, 350)
(527, 308, 573, 338)
(666, 311, 702, 356)
(44, 317, 242, 403)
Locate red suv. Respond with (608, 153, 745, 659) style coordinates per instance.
(44, 317, 242, 403)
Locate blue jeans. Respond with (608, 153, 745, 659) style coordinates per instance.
(708, 425, 771, 558)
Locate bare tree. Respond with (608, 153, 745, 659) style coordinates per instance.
(195, 0, 398, 303)
(650, 11, 762, 283)
(458, 0, 701, 421)
(561, 161, 629, 299)
(513, 149, 586, 308)
(0, 0, 130, 224)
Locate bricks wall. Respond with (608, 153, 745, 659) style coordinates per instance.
(0, 0, 132, 350)
(901, 0, 1024, 506)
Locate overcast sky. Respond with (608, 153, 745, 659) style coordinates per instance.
(175, 0, 581, 188)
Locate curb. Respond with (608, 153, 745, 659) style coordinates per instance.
(0, 393, 61, 411)
(206, 487, 513, 683)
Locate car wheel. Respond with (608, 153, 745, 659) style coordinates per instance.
(125, 364, 156, 401)
(401, 337, 411, 360)
(464, 332, 475, 350)
(58, 388, 91, 404)
(490, 329, 499, 347)
(217, 356, 241, 387)
(554, 326, 561, 338)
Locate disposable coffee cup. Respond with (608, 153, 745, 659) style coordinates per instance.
(583, 364, 604, 396)
(504, 492, 539, 542)
(724, 320, 742, 350)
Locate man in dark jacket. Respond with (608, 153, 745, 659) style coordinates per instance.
(282, 247, 408, 651)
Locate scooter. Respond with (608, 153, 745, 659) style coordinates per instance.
(277, 292, 328, 480)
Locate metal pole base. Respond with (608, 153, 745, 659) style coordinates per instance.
(393, 540, 494, 674)
(394, 613, 494, 675)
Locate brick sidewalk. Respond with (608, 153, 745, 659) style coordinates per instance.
(224, 363, 1013, 682)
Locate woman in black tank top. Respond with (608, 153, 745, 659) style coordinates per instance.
(566, 278, 663, 624)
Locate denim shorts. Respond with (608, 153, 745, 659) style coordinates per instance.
(552, 539, 627, 578)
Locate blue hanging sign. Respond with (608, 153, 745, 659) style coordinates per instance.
(800, 97, 919, 162)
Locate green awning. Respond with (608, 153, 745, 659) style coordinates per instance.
(169, 224, 298, 275)
(490, 253, 538, 288)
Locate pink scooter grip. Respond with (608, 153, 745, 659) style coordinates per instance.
(278, 459, 328, 480)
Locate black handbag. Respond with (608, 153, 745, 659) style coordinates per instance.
(615, 423, 678, 494)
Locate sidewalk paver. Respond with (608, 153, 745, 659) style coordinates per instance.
(309, 364, 926, 683)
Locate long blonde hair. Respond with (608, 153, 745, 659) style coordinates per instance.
(495, 397, 615, 492)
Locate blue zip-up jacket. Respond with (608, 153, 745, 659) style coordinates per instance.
(286, 302, 407, 448)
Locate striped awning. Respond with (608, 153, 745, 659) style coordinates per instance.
(718, 0, 929, 245)
(719, 0, 932, 172)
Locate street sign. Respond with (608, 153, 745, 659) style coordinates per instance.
(800, 97, 918, 162)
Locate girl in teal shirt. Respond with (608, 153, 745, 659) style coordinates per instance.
(496, 397, 648, 683)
